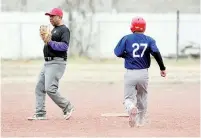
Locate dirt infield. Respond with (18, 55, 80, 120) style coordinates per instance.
(1, 59, 200, 137)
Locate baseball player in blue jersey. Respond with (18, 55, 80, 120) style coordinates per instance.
(114, 17, 166, 127)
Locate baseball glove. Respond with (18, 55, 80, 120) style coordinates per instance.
(39, 25, 51, 45)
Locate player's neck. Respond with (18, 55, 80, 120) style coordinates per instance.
(58, 22, 64, 26)
(55, 21, 64, 27)
(134, 32, 144, 34)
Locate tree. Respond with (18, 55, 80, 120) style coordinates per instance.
(60, 0, 100, 58)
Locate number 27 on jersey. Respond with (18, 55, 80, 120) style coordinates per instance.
(132, 43, 148, 57)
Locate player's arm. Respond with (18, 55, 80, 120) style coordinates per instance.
(48, 28, 70, 51)
(150, 39, 166, 71)
(114, 36, 127, 58)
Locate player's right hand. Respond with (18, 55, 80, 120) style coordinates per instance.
(160, 70, 166, 77)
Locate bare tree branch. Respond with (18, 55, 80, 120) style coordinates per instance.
(60, 0, 100, 57)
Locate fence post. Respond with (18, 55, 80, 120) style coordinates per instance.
(176, 10, 180, 61)
(19, 23, 23, 59)
(98, 21, 101, 59)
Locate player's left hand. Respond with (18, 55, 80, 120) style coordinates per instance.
(160, 70, 166, 77)
(39, 25, 52, 44)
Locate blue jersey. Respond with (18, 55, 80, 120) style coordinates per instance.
(114, 33, 160, 70)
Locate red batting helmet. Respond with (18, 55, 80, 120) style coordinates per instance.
(130, 17, 146, 33)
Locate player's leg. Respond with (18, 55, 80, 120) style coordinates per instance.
(28, 67, 47, 120)
(124, 70, 138, 127)
(136, 70, 149, 126)
(45, 61, 74, 120)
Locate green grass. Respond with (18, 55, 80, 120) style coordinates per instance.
(163, 58, 200, 66)
(1, 57, 200, 66)
(68, 57, 200, 66)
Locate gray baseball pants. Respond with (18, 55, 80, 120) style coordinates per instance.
(35, 58, 72, 115)
(124, 69, 149, 121)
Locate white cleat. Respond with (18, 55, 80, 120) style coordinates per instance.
(27, 114, 47, 121)
(128, 107, 138, 127)
(64, 107, 74, 120)
(136, 120, 145, 127)
(136, 115, 149, 127)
